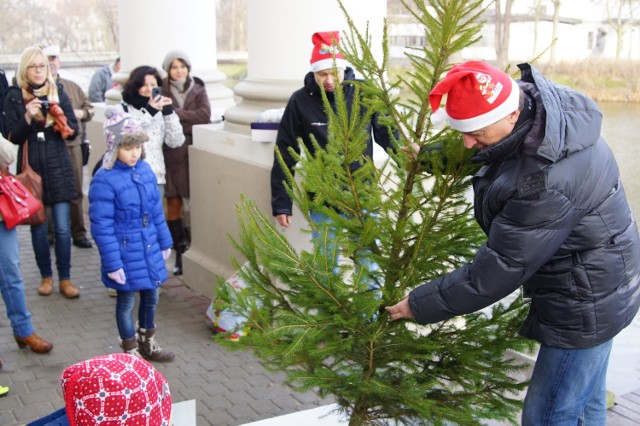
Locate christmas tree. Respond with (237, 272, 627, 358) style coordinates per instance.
(216, 0, 535, 424)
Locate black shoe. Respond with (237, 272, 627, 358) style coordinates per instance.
(73, 237, 93, 249)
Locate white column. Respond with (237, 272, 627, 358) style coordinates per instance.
(185, 0, 387, 298)
(225, 0, 387, 127)
(107, 0, 234, 117)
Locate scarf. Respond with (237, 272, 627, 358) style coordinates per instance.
(169, 77, 193, 109)
(21, 81, 74, 139)
(123, 92, 152, 111)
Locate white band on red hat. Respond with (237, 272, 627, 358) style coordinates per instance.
(447, 77, 520, 132)
(310, 58, 347, 73)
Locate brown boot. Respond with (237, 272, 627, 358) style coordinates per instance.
(59, 279, 80, 299)
(121, 337, 141, 357)
(15, 333, 53, 353)
(38, 277, 54, 296)
(137, 327, 174, 362)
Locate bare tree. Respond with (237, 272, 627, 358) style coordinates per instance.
(494, 0, 515, 67)
(606, 0, 639, 59)
(549, 0, 561, 63)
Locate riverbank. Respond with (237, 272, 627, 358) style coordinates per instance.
(523, 60, 640, 102)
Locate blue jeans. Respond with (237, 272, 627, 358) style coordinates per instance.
(522, 339, 613, 426)
(31, 202, 71, 280)
(309, 211, 380, 289)
(0, 223, 35, 338)
(115, 289, 159, 340)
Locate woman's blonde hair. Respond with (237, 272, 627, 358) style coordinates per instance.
(16, 45, 56, 89)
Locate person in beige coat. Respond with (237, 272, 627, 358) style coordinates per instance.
(44, 45, 95, 249)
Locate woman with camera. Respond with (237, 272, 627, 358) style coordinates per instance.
(106, 65, 185, 195)
(3, 45, 80, 305)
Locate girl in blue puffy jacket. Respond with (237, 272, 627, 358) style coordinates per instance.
(88, 106, 174, 362)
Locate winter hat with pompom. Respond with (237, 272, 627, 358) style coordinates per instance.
(60, 353, 172, 426)
(102, 106, 149, 170)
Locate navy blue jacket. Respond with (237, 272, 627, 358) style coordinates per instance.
(270, 67, 394, 216)
(89, 159, 172, 290)
(409, 63, 640, 349)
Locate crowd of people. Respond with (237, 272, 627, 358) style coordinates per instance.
(0, 45, 210, 400)
(0, 28, 639, 426)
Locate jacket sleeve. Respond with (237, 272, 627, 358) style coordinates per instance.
(408, 189, 578, 324)
(270, 97, 303, 216)
(370, 111, 395, 153)
(58, 89, 79, 140)
(175, 89, 211, 135)
(88, 174, 123, 273)
(4, 89, 34, 145)
(162, 111, 185, 148)
(0, 133, 16, 168)
(88, 68, 107, 102)
(150, 179, 173, 251)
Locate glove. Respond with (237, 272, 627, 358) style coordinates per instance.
(162, 248, 172, 261)
(107, 268, 126, 285)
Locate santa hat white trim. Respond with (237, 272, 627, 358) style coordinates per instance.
(447, 77, 520, 132)
(310, 57, 347, 72)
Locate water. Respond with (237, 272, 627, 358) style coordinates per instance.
(600, 101, 640, 397)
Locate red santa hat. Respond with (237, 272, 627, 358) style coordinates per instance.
(428, 61, 520, 132)
(61, 353, 172, 426)
(310, 31, 347, 72)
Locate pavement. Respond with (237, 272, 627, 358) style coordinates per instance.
(0, 219, 638, 425)
(0, 222, 332, 426)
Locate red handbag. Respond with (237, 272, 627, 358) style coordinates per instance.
(0, 139, 46, 228)
(0, 171, 44, 229)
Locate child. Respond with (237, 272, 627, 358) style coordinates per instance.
(89, 106, 174, 362)
(26, 353, 172, 425)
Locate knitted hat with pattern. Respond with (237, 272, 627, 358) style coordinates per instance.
(102, 106, 148, 170)
(428, 61, 520, 132)
(61, 353, 172, 426)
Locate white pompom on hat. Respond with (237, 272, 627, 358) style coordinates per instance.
(310, 31, 347, 72)
(428, 61, 520, 133)
(102, 106, 148, 170)
(162, 50, 192, 73)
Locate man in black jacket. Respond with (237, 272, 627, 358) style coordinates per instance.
(385, 61, 640, 425)
(270, 31, 393, 230)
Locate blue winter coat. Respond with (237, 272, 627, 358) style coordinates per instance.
(88, 159, 172, 290)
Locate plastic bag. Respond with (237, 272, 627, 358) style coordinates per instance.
(205, 265, 251, 341)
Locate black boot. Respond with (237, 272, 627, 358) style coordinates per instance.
(174, 251, 183, 276)
(167, 219, 187, 276)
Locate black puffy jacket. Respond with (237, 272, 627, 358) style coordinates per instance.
(409, 63, 640, 349)
(270, 67, 394, 216)
(4, 85, 78, 205)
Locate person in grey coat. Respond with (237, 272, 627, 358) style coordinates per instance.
(385, 61, 640, 425)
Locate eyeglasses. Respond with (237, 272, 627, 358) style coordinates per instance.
(27, 64, 47, 71)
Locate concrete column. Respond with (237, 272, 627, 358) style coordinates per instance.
(185, 0, 387, 298)
(105, 0, 234, 117)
